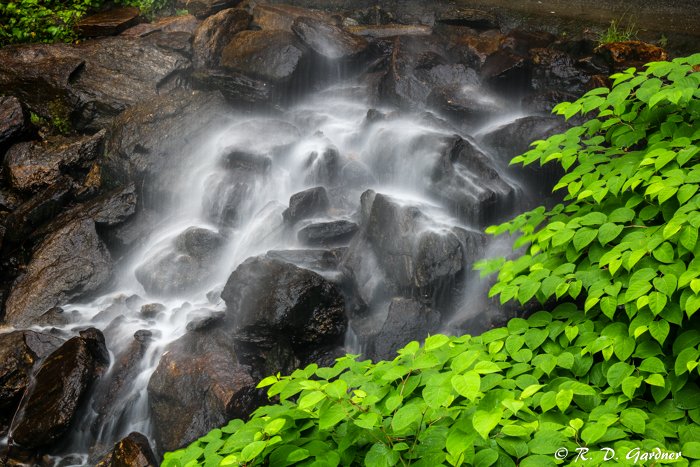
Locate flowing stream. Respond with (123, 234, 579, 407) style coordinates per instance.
(8, 77, 531, 464)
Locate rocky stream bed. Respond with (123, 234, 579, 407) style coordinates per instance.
(0, 0, 677, 465)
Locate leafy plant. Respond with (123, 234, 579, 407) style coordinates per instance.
(162, 55, 700, 466)
(598, 19, 638, 45)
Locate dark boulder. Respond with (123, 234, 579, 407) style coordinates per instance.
(0, 37, 191, 131)
(148, 328, 257, 453)
(380, 35, 480, 108)
(265, 248, 345, 272)
(221, 256, 347, 348)
(0, 96, 30, 153)
(9, 329, 109, 451)
(429, 136, 517, 225)
(304, 145, 374, 188)
(121, 14, 199, 38)
(370, 298, 441, 361)
(282, 187, 330, 225)
(291, 16, 368, 60)
(192, 8, 251, 68)
(480, 49, 530, 95)
(95, 432, 158, 467)
(4, 218, 112, 326)
(426, 84, 504, 123)
(220, 30, 308, 83)
(446, 29, 504, 69)
(501, 29, 556, 57)
(520, 89, 579, 113)
(347, 24, 432, 39)
(135, 227, 224, 296)
(103, 90, 229, 202)
(175, 0, 242, 19)
(530, 48, 590, 94)
(0, 331, 64, 428)
(76, 7, 141, 37)
(4, 130, 105, 192)
(298, 220, 359, 247)
(191, 69, 275, 105)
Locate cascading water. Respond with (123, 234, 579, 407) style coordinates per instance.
(5, 74, 530, 465)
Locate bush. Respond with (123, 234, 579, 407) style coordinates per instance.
(162, 54, 700, 466)
(0, 0, 171, 46)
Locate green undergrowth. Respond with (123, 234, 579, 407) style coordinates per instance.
(162, 54, 700, 466)
(0, 0, 171, 45)
(598, 19, 638, 45)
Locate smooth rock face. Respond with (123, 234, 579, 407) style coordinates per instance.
(221, 257, 347, 348)
(251, 4, 333, 31)
(9, 329, 109, 450)
(291, 16, 368, 60)
(0, 36, 190, 130)
(95, 432, 158, 467)
(298, 220, 359, 246)
(0, 96, 29, 152)
(282, 187, 330, 225)
(192, 8, 251, 68)
(4, 218, 112, 326)
(220, 30, 307, 82)
(426, 83, 503, 123)
(430, 136, 516, 225)
(0, 331, 64, 428)
(135, 227, 224, 296)
(148, 328, 257, 453)
(371, 298, 441, 360)
(5, 130, 105, 192)
(76, 7, 141, 37)
(175, 0, 242, 19)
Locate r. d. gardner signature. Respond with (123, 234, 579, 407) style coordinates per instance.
(554, 446, 684, 463)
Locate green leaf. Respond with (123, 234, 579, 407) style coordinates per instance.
(298, 391, 326, 410)
(472, 409, 503, 440)
(598, 223, 624, 246)
(319, 404, 346, 431)
(555, 389, 574, 412)
(644, 373, 665, 387)
(365, 443, 399, 467)
(241, 441, 267, 462)
(474, 448, 499, 467)
(573, 228, 598, 251)
(451, 371, 481, 401)
(649, 320, 670, 344)
(607, 362, 635, 387)
(391, 404, 422, 432)
(581, 422, 607, 445)
(424, 334, 450, 350)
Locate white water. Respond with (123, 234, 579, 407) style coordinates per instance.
(8, 81, 526, 464)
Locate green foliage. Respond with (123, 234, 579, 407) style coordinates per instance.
(597, 18, 638, 45)
(0, 0, 171, 46)
(163, 55, 700, 466)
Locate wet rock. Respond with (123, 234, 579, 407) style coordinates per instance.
(292, 16, 368, 60)
(282, 187, 330, 224)
(251, 4, 333, 31)
(148, 328, 257, 453)
(480, 50, 530, 94)
(0, 188, 23, 212)
(103, 90, 229, 201)
(298, 220, 359, 247)
(304, 145, 374, 188)
(347, 24, 432, 38)
(265, 249, 344, 271)
(436, 8, 498, 29)
(221, 256, 347, 348)
(191, 69, 275, 105)
(220, 30, 307, 83)
(0, 96, 29, 153)
(95, 432, 158, 467)
(372, 298, 441, 360)
(0, 36, 190, 131)
(380, 35, 479, 108)
(135, 227, 224, 296)
(501, 29, 556, 56)
(221, 149, 272, 174)
(594, 41, 667, 71)
(430, 136, 517, 225)
(0, 331, 64, 427)
(140, 303, 165, 318)
(192, 8, 251, 68)
(4, 218, 112, 326)
(5, 130, 105, 192)
(448, 29, 504, 69)
(76, 7, 141, 37)
(1, 178, 72, 244)
(530, 48, 590, 94)
(427, 84, 504, 123)
(121, 14, 200, 37)
(481, 115, 569, 200)
(344, 192, 464, 303)
(175, 0, 242, 19)
(9, 329, 109, 450)
(520, 89, 580, 113)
